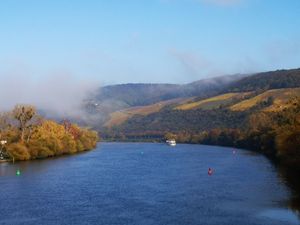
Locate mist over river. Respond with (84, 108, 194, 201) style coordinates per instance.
(0, 143, 299, 225)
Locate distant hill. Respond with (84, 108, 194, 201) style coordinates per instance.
(94, 83, 182, 106)
(104, 87, 300, 136)
(93, 74, 245, 107)
(84, 74, 245, 127)
(83, 68, 300, 129)
(98, 68, 300, 135)
(105, 97, 193, 128)
(226, 68, 300, 92)
(175, 92, 252, 111)
(230, 88, 300, 112)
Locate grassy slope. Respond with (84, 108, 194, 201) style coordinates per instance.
(175, 92, 252, 110)
(230, 88, 300, 112)
(105, 97, 194, 127)
(104, 87, 300, 128)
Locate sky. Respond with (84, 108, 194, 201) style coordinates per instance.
(0, 0, 300, 114)
(0, 0, 300, 85)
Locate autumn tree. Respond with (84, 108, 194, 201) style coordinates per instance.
(164, 132, 177, 140)
(0, 112, 10, 132)
(12, 105, 36, 142)
(6, 143, 30, 161)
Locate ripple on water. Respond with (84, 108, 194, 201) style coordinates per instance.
(258, 208, 300, 224)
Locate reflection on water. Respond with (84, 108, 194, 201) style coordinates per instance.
(0, 143, 299, 225)
(277, 165, 300, 215)
(258, 209, 299, 224)
(0, 151, 91, 177)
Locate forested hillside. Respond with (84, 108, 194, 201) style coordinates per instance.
(226, 68, 300, 92)
(88, 68, 300, 130)
(83, 74, 245, 126)
(99, 68, 300, 132)
(93, 74, 244, 106)
(99, 68, 300, 169)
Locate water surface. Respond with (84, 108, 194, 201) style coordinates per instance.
(0, 143, 299, 225)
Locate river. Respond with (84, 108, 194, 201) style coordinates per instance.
(0, 143, 299, 225)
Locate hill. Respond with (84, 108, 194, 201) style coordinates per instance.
(230, 88, 300, 112)
(105, 97, 193, 127)
(175, 92, 252, 110)
(84, 74, 245, 127)
(80, 68, 300, 131)
(107, 87, 300, 135)
(93, 74, 245, 107)
(226, 68, 300, 92)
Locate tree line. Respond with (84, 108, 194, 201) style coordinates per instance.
(165, 97, 300, 169)
(0, 105, 99, 161)
(102, 97, 300, 169)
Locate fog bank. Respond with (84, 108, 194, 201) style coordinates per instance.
(0, 71, 100, 118)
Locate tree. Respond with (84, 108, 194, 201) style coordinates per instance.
(276, 125, 300, 167)
(29, 120, 69, 156)
(164, 132, 177, 140)
(0, 104, 98, 161)
(12, 105, 36, 142)
(6, 143, 30, 161)
(0, 112, 10, 132)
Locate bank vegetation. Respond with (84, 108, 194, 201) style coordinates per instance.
(0, 105, 98, 161)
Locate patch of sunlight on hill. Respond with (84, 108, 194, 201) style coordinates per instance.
(175, 93, 251, 110)
(230, 88, 300, 112)
(105, 97, 194, 127)
(104, 111, 130, 128)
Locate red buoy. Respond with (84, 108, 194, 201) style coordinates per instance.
(208, 168, 213, 176)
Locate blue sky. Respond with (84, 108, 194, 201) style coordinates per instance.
(0, 0, 300, 84)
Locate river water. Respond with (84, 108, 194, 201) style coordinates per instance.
(0, 142, 299, 225)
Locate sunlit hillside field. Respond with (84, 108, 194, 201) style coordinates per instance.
(175, 92, 252, 110)
(105, 97, 194, 127)
(103, 87, 300, 129)
(230, 88, 300, 112)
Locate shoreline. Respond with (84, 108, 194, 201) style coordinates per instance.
(0, 159, 11, 163)
(0, 146, 97, 163)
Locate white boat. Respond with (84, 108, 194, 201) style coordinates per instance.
(166, 139, 176, 146)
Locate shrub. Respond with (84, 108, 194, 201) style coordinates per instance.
(6, 143, 30, 161)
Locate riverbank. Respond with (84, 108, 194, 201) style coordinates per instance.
(0, 105, 99, 162)
(0, 147, 98, 164)
(0, 159, 11, 163)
